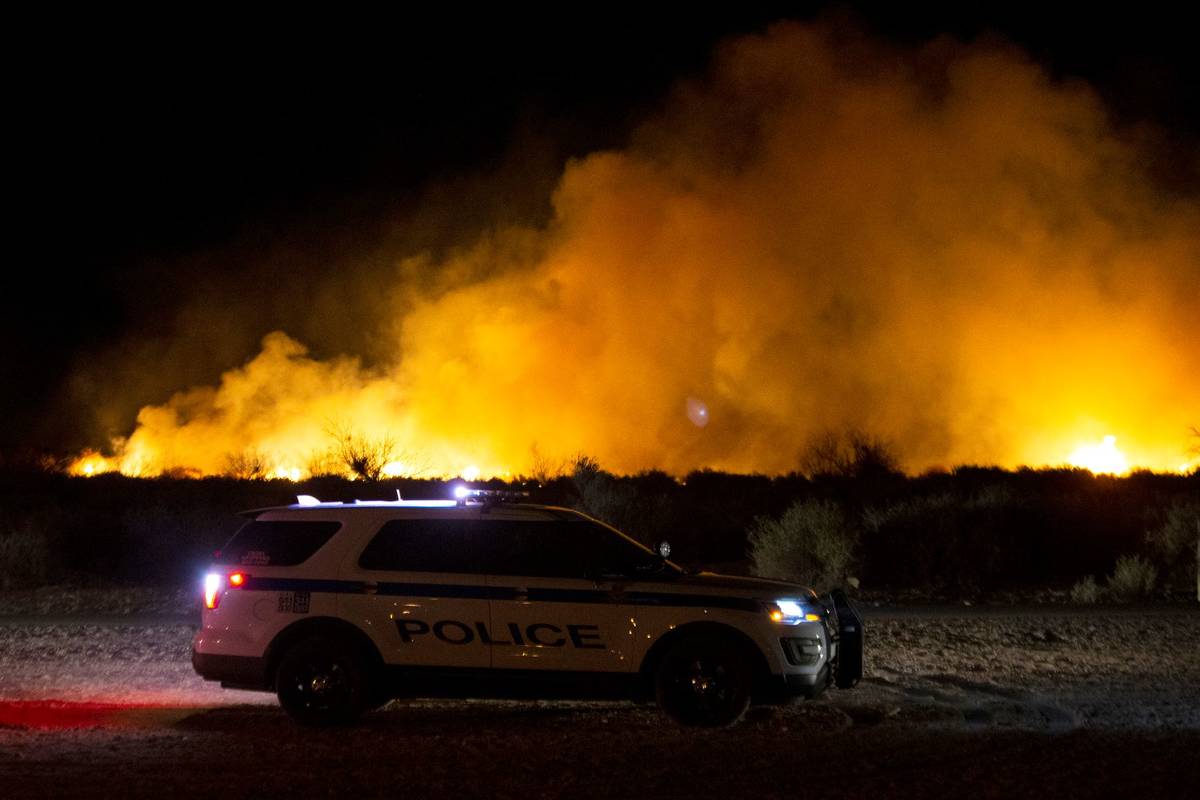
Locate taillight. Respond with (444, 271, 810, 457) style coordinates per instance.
(204, 571, 249, 609)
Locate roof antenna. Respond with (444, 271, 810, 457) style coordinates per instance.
(396, 489, 403, 501)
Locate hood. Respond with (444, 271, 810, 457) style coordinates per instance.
(670, 571, 818, 599)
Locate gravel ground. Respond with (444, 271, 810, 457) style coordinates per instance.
(0, 587, 197, 618)
(0, 597, 1197, 798)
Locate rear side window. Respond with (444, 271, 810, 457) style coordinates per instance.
(358, 519, 496, 573)
(216, 520, 342, 567)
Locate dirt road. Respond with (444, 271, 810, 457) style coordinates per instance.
(1, 603, 1197, 798)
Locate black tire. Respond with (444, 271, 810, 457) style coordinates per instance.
(275, 636, 367, 726)
(654, 635, 753, 727)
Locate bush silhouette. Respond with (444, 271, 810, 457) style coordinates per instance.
(748, 499, 857, 590)
(1107, 555, 1158, 601)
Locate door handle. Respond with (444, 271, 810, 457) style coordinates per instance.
(513, 587, 530, 602)
(361, 581, 378, 596)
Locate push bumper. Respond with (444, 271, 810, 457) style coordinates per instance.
(829, 589, 864, 689)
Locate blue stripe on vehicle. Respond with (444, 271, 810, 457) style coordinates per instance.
(376, 582, 496, 600)
(520, 587, 760, 613)
(240, 577, 760, 612)
(242, 577, 362, 594)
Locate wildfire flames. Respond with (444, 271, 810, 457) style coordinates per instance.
(68, 23, 1200, 480)
(1066, 436, 1130, 476)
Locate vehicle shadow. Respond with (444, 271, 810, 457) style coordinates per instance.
(174, 696, 885, 737)
(173, 699, 664, 735)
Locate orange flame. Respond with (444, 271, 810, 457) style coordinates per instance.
(1067, 435, 1130, 475)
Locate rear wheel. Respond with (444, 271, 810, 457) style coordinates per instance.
(654, 635, 753, 727)
(276, 636, 366, 726)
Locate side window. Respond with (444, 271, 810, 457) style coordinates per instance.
(216, 520, 342, 567)
(567, 520, 658, 576)
(358, 519, 494, 573)
(483, 519, 654, 578)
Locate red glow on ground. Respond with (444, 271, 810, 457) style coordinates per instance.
(0, 700, 193, 730)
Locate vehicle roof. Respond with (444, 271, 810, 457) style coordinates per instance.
(236, 497, 681, 571)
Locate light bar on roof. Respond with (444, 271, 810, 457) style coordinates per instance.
(453, 488, 531, 505)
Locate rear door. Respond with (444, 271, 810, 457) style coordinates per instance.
(341, 509, 494, 669)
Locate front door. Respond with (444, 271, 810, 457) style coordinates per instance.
(482, 512, 648, 674)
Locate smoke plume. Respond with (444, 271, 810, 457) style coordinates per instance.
(79, 22, 1200, 477)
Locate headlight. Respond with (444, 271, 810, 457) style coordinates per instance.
(766, 598, 822, 625)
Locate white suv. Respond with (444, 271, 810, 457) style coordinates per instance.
(192, 492, 864, 726)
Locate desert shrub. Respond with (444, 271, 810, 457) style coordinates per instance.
(573, 456, 637, 526)
(1107, 555, 1158, 601)
(801, 429, 901, 480)
(859, 486, 1026, 594)
(0, 461, 1193, 592)
(571, 457, 676, 547)
(305, 448, 346, 478)
(1146, 502, 1200, 592)
(0, 523, 50, 589)
(748, 499, 857, 590)
(862, 493, 958, 591)
(327, 427, 397, 481)
(526, 443, 567, 485)
(223, 449, 269, 480)
(1069, 575, 1102, 604)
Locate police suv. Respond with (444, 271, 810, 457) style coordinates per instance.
(192, 491, 864, 727)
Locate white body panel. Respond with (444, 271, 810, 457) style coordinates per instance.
(193, 502, 834, 687)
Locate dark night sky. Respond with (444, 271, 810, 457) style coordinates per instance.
(5, 4, 1198, 454)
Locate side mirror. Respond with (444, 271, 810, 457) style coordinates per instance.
(629, 541, 672, 577)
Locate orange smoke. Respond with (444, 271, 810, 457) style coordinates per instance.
(70, 23, 1200, 479)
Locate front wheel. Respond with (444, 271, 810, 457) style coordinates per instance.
(276, 637, 366, 726)
(654, 636, 753, 727)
